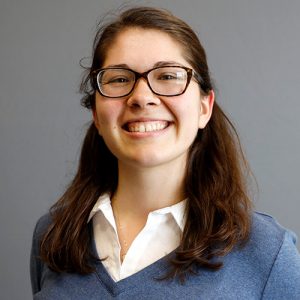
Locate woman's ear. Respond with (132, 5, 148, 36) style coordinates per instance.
(198, 90, 215, 129)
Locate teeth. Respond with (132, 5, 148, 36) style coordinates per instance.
(127, 121, 168, 132)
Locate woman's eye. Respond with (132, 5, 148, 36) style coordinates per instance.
(106, 77, 129, 84)
(158, 73, 177, 80)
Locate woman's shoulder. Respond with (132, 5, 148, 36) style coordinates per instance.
(251, 211, 291, 238)
(244, 211, 300, 298)
(33, 212, 53, 240)
(30, 213, 53, 295)
(250, 211, 298, 250)
(246, 211, 299, 265)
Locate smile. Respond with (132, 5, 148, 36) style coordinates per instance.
(125, 121, 169, 133)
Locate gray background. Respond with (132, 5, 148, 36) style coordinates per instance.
(1, 0, 299, 299)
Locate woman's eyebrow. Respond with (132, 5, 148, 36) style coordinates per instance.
(104, 63, 129, 68)
(153, 61, 183, 67)
(104, 61, 183, 69)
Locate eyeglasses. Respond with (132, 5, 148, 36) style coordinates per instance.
(93, 66, 202, 98)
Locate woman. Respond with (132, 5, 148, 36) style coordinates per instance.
(30, 6, 300, 299)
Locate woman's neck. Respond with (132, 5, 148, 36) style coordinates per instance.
(113, 160, 186, 218)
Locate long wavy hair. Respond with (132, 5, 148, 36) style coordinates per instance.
(40, 6, 252, 280)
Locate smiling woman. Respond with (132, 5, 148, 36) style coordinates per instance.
(30, 6, 300, 299)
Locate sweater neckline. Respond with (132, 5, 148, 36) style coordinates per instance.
(90, 223, 175, 296)
(93, 252, 174, 296)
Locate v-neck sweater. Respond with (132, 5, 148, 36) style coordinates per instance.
(88, 194, 186, 281)
(30, 212, 300, 299)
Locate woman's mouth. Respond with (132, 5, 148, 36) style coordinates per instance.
(123, 121, 170, 133)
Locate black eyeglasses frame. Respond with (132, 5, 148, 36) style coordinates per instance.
(91, 65, 203, 98)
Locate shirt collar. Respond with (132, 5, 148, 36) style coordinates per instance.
(88, 193, 111, 222)
(88, 193, 187, 231)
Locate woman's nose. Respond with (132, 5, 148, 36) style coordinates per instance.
(126, 78, 161, 108)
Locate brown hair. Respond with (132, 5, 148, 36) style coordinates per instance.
(40, 7, 252, 280)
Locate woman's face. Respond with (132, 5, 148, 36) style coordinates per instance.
(93, 28, 214, 170)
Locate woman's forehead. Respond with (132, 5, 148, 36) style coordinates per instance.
(101, 28, 188, 70)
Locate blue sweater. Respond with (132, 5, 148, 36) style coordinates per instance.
(30, 212, 300, 299)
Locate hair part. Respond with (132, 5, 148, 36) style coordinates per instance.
(40, 6, 252, 282)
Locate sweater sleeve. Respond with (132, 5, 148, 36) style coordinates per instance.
(262, 230, 300, 299)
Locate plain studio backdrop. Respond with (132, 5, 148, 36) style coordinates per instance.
(0, 0, 299, 299)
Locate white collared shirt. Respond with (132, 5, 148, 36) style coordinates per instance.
(88, 194, 186, 282)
